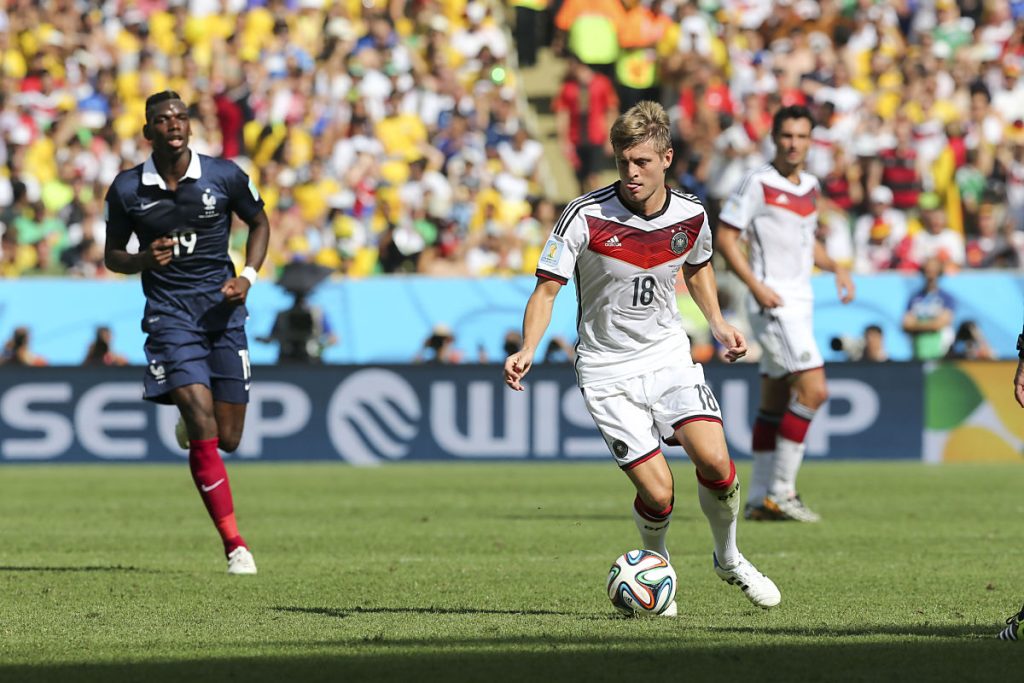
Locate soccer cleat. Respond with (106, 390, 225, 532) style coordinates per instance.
(175, 417, 190, 450)
(714, 553, 781, 609)
(744, 497, 789, 521)
(227, 546, 257, 575)
(659, 600, 678, 617)
(770, 494, 821, 523)
(998, 604, 1024, 641)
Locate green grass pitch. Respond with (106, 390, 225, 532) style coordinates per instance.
(0, 461, 1022, 681)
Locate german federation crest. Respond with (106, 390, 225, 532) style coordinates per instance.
(670, 231, 689, 254)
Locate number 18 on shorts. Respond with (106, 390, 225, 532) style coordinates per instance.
(582, 364, 722, 470)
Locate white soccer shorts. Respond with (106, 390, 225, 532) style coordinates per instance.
(749, 303, 824, 379)
(581, 363, 723, 470)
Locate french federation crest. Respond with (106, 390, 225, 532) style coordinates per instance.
(670, 231, 689, 254)
(200, 188, 218, 218)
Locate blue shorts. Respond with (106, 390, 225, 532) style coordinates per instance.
(143, 326, 251, 405)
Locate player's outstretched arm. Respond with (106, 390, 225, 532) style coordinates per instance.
(813, 239, 855, 304)
(683, 259, 747, 362)
(222, 208, 271, 304)
(504, 278, 561, 391)
(716, 223, 784, 309)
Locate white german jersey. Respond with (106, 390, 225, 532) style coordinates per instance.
(718, 164, 819, 304)
(536, 183, 713, 387)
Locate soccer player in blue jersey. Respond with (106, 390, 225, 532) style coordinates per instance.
(104, 91, 270, 575)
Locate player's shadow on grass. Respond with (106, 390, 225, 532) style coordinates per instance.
(709, 623, 990, 638)
(497, 513, 629, 521)
(497, 512, 695, 522)
(0, 565, 161, 573)
(273, 605, 582, 618)
(4, 636, 1015, 683)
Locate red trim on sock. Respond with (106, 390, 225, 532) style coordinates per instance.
(779, 410, 812, 443)
(752, 415, 780, 451)
(696, 460, 737, 490)
(634, 494, 673, 522)
(621, 447, 662, 470)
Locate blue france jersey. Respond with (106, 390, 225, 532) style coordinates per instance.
(105, 152, 264, 332)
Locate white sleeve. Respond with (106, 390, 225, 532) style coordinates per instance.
(717, 171, 761, 236)
(685, 210, 714, 265)
(535, 205, 590, 284)
(852, 215, 871, 252)
(947, 232, 966, 265)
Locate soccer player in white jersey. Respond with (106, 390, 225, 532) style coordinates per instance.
(717, 105, 855, 523)
(504, 101, 781, 611)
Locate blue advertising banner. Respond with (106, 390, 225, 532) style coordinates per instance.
(0, 362, 922, 463)
(1, 273, 1022, 366)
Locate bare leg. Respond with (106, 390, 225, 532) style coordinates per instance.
(625, 454, 675, 559)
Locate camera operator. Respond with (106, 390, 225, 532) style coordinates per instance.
(414, 324, 462, 364)
(946, 320, 995, 360)
(257, 292, 337, 364)
(830, 325, 888, 362)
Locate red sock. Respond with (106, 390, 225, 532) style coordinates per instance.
(695, 459, 737, 490)
(188, 438, 246, 555)
(634, 494, 673, 522)
(751, 412, 781, 452)
(779, 403, 816, 443)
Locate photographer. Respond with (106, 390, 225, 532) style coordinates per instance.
(414, 324, 462, 364)
(830, 324, 889, 362)
(946, 321, 995, 360)
(258, 292, 337, 365)
(543, 334, 576, 363)
(82, 326, 128, 366)
(1, 327, 47, 367)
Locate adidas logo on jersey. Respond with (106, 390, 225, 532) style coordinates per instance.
(775, 193, 789, 204)
(604, 235, 622, 247)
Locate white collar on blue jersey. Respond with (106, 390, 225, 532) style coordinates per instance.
(141, 149, 202, 189)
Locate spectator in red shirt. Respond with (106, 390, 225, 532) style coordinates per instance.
(869, 119, 924, 213)
(554, 53, 620, 192)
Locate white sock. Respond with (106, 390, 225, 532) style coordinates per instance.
(697, 466, 740, 568)
(632, 497, 672, 561)
(747, 451, 775, 505)
(770, 436, 806, 499)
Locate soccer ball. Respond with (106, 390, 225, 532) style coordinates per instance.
(607, 549, 677, 616)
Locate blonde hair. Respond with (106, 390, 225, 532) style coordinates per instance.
(610, 101, 672, 155)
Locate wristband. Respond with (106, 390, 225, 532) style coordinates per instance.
(240, 266, 258, 286)
(1017, 332, 1024, 361)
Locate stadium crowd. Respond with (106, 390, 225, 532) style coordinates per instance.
(0, 0, 1022, 283)
(0, 0, 550, 280)
(555, 0, 1024, 274)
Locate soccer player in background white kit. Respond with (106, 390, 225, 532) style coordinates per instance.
(717, 105, 855, 523)
(504, 101, 780, 611)
(996, 324, 1024, 640)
